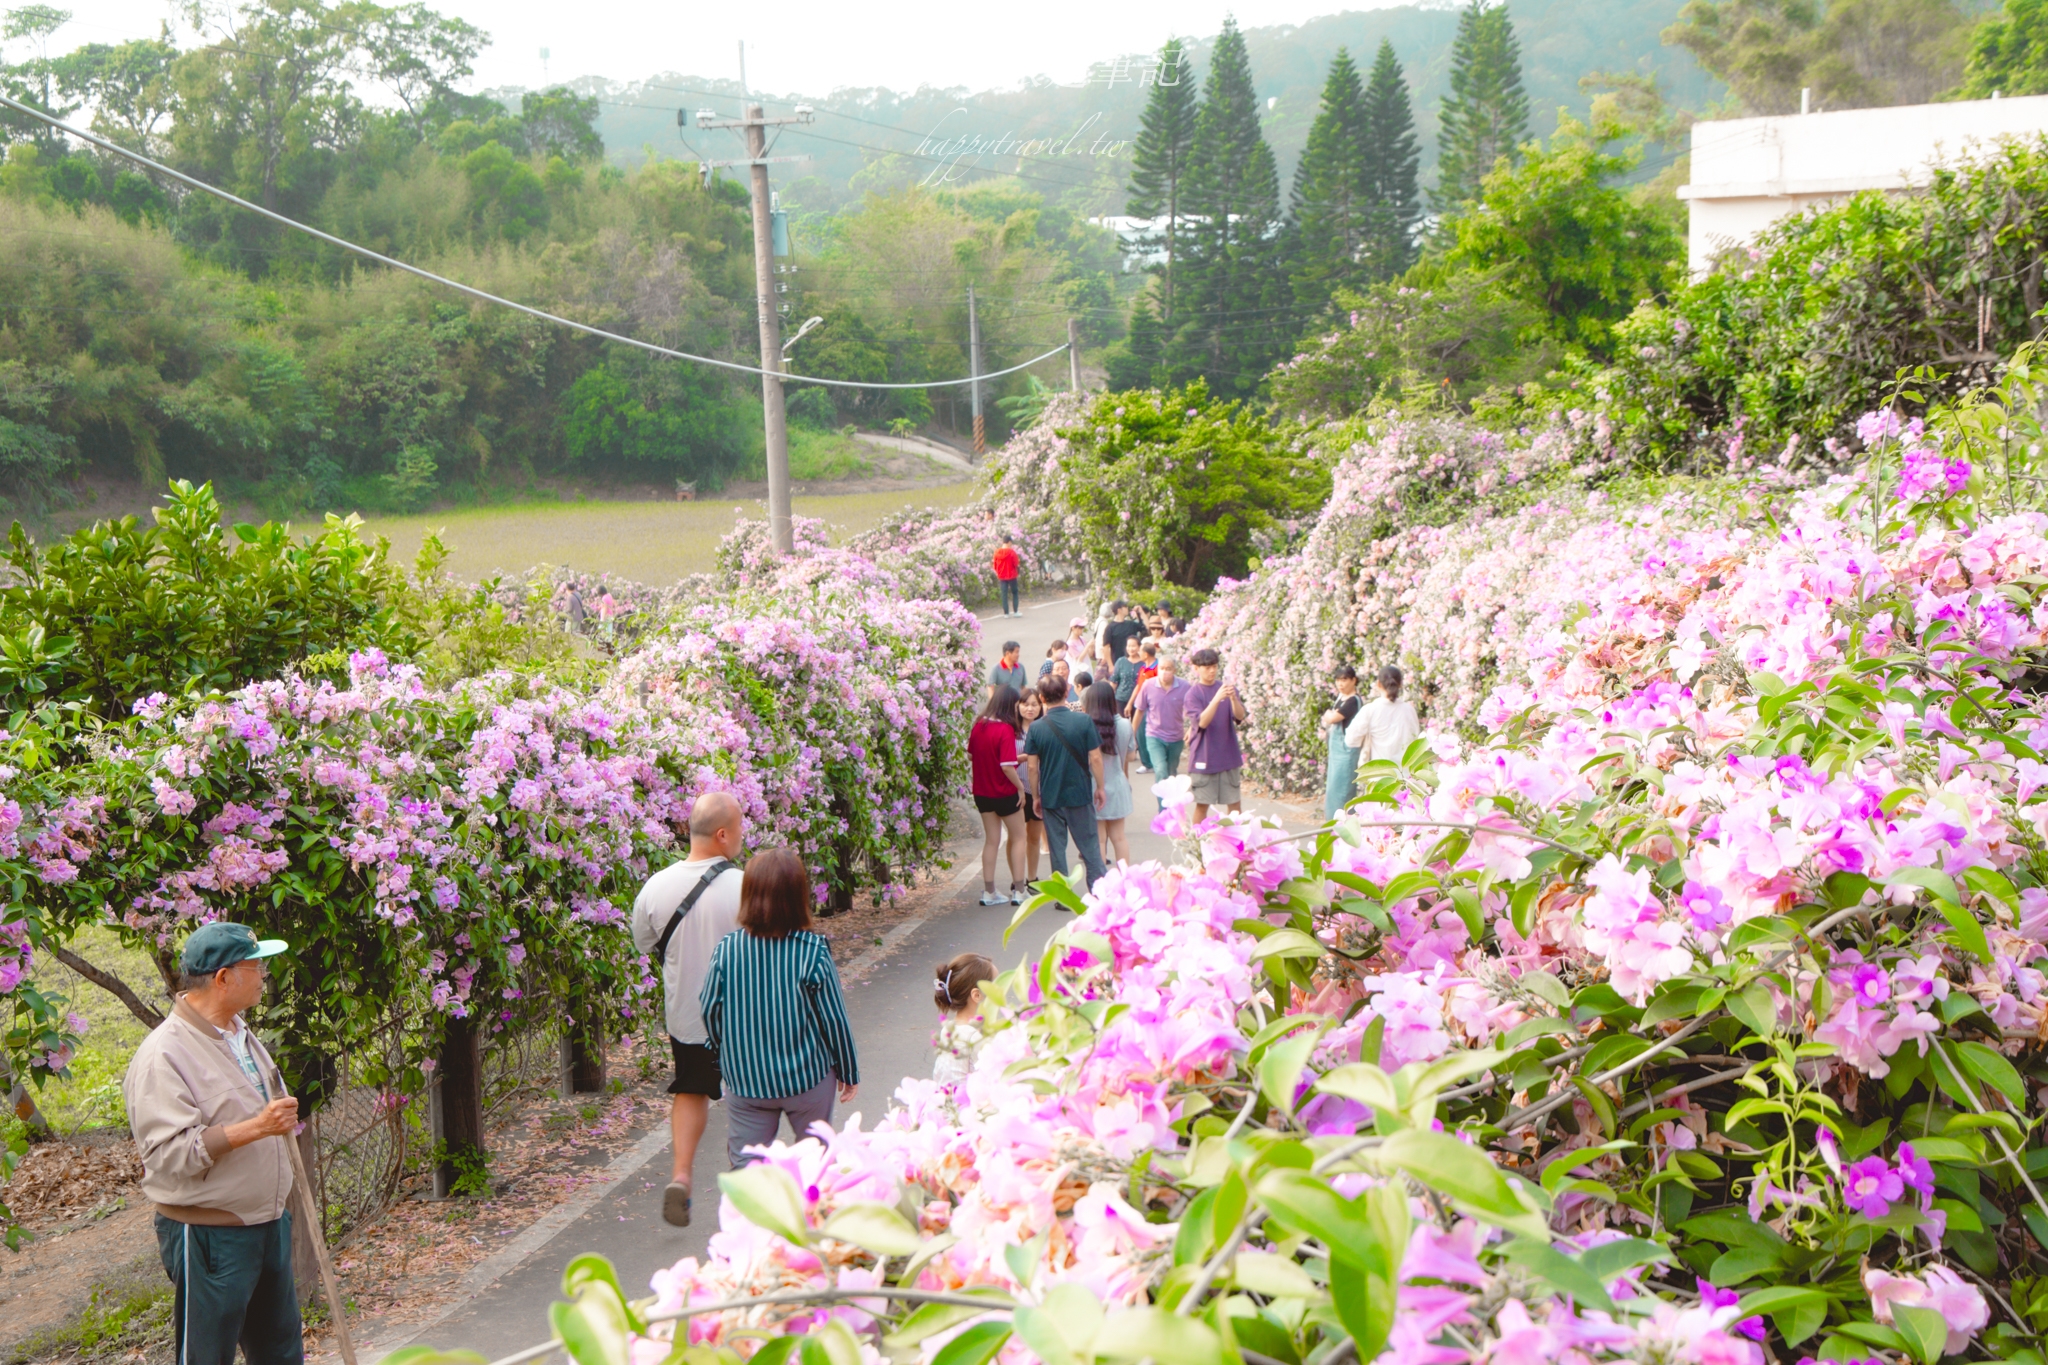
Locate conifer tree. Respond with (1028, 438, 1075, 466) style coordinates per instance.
(1360, 39, 1421, 279)
(1125, 38, 1200, 325)
(1434, 0, 1529, 210)
(1172, 17, 1285, 396)
(1288, 47, 1371, 314)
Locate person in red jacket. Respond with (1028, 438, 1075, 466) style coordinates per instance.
(991, 534, 1021, 616)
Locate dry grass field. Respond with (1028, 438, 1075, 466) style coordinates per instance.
(357, 482, 979, 583)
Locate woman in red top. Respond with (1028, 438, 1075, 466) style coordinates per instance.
(968, 685, 1028, 905)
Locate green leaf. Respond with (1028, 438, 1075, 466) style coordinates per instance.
(1733, 1286, 1829, 1318)
(551, 1296, 629, 1365)
(1891, 1304, 1947, 1365)
(884, 1299, 1010, 1350)
(1011, 1285, 1103, 1365)
(1249, 927, 1328, 961)
(1254, 1169, 1387, 1273)
(1327, 1254, 1394, 1361)
(717, 1164, 810, 1246)
(1954, 1039, 2025, 1106)
(1092, 1307, 1224, 1365)
(1376, 1129, 1545, 1236)
(377, 1350, 488, 1365)
(1726, 981, 1779, 1038)
(1494, 1238, 1615, 1316)
(1259, 1031, 1322, 1115)
(1230, 1250, 1323, 1299)
(931, 1322, 1012, 1365)
(560, 1254, 644, 1333)
(817, 1202, 924, 1257)
(1315, 1062, 1399, 1114)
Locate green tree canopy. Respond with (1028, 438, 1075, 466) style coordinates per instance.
(1954, 0, 2048, 97)
(1360, 39, 1422, 282)
(1434, 0, 1529, 210)
(1664, 0, 1973, 113)
(1125, 38, 1199, 325)
(1172, 17, 1288, 398)
(1438, 112, 1680, 356)
(1057, 381, 1330, 590)
(1290, 48, 1372, 316)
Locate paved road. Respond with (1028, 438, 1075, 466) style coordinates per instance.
(381, 593, 1306, 1359)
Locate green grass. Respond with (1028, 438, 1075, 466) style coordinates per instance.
(7, 927, 159, 1141)
(786, 426, 880, 482)
(3, 1262, 174, 1365)
(356, 481, 979, 584)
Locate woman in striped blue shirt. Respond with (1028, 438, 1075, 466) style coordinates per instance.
(698, 847, 861, 1167)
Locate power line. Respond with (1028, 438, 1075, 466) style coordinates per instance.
(0, 92, 1070, 393)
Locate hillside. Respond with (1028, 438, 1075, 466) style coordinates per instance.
(563, 0, 1723, 216)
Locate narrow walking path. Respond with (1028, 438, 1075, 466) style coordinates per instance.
(359, 593, 1312, 1361)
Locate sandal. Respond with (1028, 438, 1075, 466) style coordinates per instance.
(662, 1180, 692, 1227)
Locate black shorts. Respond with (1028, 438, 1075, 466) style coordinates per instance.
(1023, 794, 1041, 823)
(974, 793, 1021, 816)
(668, 1038, 722, 1098)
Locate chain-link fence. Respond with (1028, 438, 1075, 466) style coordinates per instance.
(309, 1014, 572, 1244)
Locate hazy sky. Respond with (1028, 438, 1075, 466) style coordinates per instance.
(42, 1, 1402, 98)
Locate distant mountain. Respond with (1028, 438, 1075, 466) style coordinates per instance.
(542, 1, 1722, 216)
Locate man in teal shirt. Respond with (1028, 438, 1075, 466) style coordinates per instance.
(1020, 675, 1106, 887)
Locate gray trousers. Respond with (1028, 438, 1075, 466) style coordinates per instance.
(726, 1073, 836, 1167)
(1041, 803, 1106, 887)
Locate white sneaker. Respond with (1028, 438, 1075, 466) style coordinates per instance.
(979, 891, 1009, 906)
(1010, 886, 1026, 904)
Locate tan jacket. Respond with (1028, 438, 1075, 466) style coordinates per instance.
(123, 998, 294, 1226)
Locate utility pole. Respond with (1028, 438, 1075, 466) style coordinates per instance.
(1068, 318, 1080, 392)
(695, 101, 816, 555)
(968, 285, 984, 455)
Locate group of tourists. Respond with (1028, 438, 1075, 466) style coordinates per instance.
(971, 601, 1247, 899)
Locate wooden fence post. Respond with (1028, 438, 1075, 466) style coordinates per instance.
(291, 1125, 324, 1306)
(431, 1015, 484, 1198)
(561, 1006, 606, 1095)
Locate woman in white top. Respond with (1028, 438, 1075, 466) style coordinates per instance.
(1345, 664, 1422, 765)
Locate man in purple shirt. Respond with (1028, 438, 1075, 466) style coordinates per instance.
(1182, 647, 1247, 820)
(1133, 655, 1189, 809)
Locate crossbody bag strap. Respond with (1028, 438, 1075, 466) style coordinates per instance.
(653, 858, 737, 964)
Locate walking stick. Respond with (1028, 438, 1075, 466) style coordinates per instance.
(285, 1132, 359, 1365)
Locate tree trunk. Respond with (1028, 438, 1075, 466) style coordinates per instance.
(560, 1009, 606, 1095)
(431, 1016, 485, 1198)
(52, 944, 166, 1029)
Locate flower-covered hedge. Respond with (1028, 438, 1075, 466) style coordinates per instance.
(455, 354, 2048, 1365)
(0, 560, 982, 1244)
(1181, 411, 1830, 791)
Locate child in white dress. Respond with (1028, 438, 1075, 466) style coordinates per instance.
(931, 952, 997, 1085)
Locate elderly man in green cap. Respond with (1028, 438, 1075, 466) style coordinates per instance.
(124, 922, 304, 1365)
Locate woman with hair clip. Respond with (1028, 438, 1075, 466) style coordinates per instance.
(930, 952, 996, 1085)
(968, 685, 1029, 905)
(698, 848, 860, 1168)
(1084, 679, 1135, 865)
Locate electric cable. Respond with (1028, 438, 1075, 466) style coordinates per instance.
(0, 91, 1069, 392)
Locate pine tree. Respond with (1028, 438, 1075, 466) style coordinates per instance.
(1288, 47, 1371, 314)
(1125, 38, 1200, 326)
(1434, 0, 1529, 211)
(1360, 39, 1421, 280)
(1172, 17, 1285, 396)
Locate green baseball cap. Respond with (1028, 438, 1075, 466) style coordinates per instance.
(180, 922, 289, 976)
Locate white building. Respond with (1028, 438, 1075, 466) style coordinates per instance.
(1677, 93, 2048, 275)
